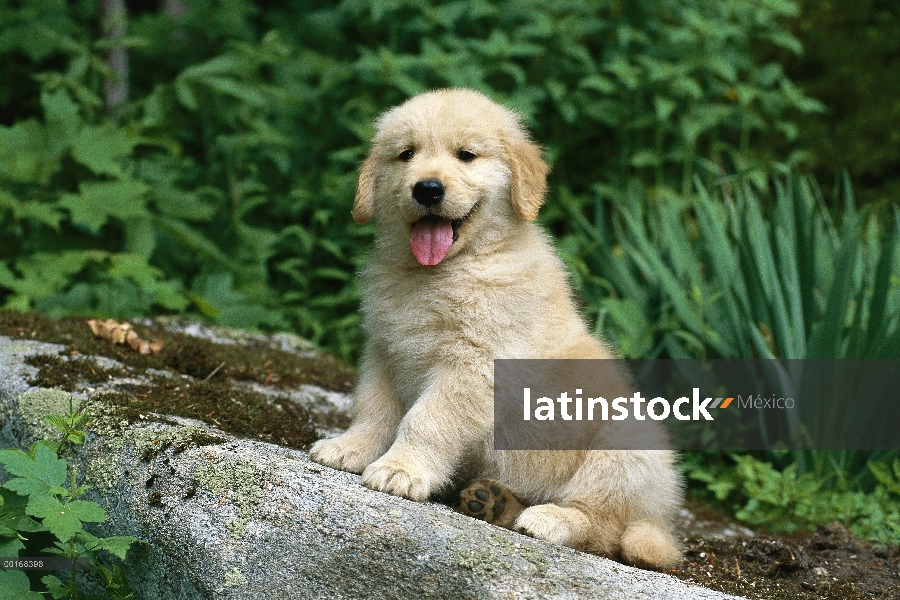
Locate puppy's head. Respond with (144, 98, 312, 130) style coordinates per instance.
(353, 89, 549, 266)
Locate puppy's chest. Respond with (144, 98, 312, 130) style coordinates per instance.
(367, 285, 476, 353)
(363, 273, 520, 366)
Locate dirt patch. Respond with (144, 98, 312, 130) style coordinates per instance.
(24, 353, 131, 388)
(0, 310, 355, 393)
(24, 352, 319, 451)
(2, 309, 353, 451)
(99, 383, 318, 451)
(672, 498, 900, 599)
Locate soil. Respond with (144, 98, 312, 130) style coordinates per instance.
(0, 309, 355, 450)
(0, 310, 355, 393)
(670, 498, 900, 599)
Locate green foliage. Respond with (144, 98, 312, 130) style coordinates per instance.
(556, 174, 900, 361)
(778, 0, 900, 205)
(561, 173, 900, 543)
(0, 0, 820, 361)
(0, 444, 68, 501)
(0, 0, 292, 342)
(42, 396, 90, 454)
(0, 570, 43, 600)
(268, 0, 822, 188)
(684, 453, 900, 544)
(0, 400, 138, 599)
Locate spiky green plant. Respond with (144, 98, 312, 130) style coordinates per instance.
(550, 174, 900, 541)
(555, 174, 899, 362)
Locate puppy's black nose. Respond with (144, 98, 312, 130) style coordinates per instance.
(413, 179, 445, 206)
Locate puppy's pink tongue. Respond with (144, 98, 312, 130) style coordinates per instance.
(410, 218, 453, 266)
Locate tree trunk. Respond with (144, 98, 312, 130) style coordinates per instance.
(102, 0, 129, 113)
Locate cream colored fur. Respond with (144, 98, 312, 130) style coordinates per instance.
(309, 89, 683, 570)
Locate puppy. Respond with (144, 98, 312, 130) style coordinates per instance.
(309, 89, 682, 569)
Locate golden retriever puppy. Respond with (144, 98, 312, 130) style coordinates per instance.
(309, 89, 682, 570)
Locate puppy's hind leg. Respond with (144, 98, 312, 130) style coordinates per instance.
(620, 519, 681, 570)
(512, 501, 680, 570)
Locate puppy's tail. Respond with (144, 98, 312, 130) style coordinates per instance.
(620, 520, 681, 570)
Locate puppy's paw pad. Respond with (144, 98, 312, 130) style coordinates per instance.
(457, 480, 521, 528)
(362, 460, 430, 502)
(308, 437, 372, 474)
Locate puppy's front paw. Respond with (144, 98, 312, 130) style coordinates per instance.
(361, 458, 431, 502)
(309, 435, 379, 474)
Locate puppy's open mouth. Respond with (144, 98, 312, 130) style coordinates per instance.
(410, 209, 474, 266)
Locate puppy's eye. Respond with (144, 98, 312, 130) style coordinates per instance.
(398, 149, 414, 162)
(457, 150, 477, 162)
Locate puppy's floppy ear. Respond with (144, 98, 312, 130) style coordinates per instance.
(352, 153, 377, 225)
(506, 135, 550, 221)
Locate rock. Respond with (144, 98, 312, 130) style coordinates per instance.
(0, 319, 747, 599)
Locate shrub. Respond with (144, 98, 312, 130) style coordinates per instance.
(555, 174, 900, 361)
(570, 172, 900, 543)
(777, 0, 900, 205)
(684, 453, 900, 544)
(0, 0, 821, 361)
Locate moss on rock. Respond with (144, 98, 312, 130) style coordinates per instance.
(4, 309, 348, 451)
(194, 458, 266, 539)
(16, 388, 80, 437)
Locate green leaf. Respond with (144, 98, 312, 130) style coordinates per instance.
(71, 123, 136, 177)
(653, 96, 677, 121)
(630, 149, 661, 168)
(27, 496, 106, 542)
(602, 298, 653, 358)
(0, 491, 44, 540)
(42, 415, 69, 435)
(0, 570, 42, 600)
(579, 74, 616, 94)
(152, 217, 240, 271)
(41, 88, 80, 138)
(124, 217, 158, 259)
(0, 537, 25, 557)
(174, 79, 199, 110)
(62, 500, 107, 523)
(202, 77, 268, 107)
(76, 529, 138, 560)
(0, 120, 54, 184)
(0, 444, 66, 497)
(59, 179, 149, 233)
(40, 574, 69, 600)
(870, 462, 900, 495)
(95, 535, 138, 560)
(0, 189, 65, 229)
(4, 250, 107, 302)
